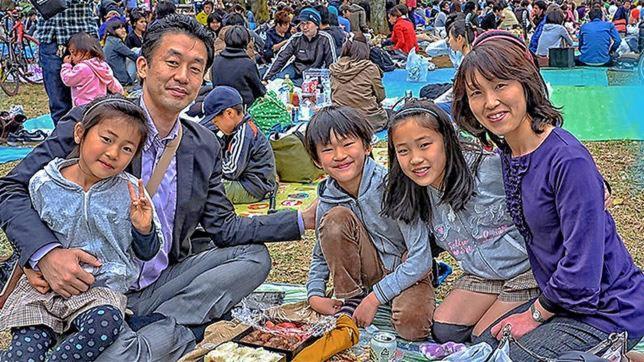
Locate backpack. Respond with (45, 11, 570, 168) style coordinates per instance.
(269, 124, 326, 183)
(370, 46, 397, 73)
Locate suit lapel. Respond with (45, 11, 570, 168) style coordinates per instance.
(174, 122, 194, 244)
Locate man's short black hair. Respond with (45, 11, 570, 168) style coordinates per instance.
(142, 14, 215, 71)
(315, 5, 330, 25)
(223, 12, 246, 26)
(304, 106, 373, 164)
(225, 25, 250, 49)
(589, 7, 603, 19)
(155, 1, 176, 19)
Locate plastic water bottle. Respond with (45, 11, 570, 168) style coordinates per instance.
(283, 74, 294, 103)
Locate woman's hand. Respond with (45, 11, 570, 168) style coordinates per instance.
(490, 310, 541, 340)
(24, 267, 51, 294)
(308, 296, 342, 315)
(353, 292, 380, 328)
(129, 179, 153, 234)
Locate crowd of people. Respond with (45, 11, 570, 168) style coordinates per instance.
(0, 0, 643, 361)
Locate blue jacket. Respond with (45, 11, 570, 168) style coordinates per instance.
(0, 101, 301, 268)
(103, 35, 138, 85)
(306, 157, 433, 304)
(263, 27, 291, 63)
(529, 17, 546, 54)
(579, 19, 621, 65)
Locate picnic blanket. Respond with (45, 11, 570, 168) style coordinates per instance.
(0, 114, 55, 163)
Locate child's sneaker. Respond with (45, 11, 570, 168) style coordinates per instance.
(7, 129, 47, 146)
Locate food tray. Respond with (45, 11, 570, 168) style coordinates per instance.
(233, 324, 318, 361)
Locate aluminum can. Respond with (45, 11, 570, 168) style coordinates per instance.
(370, 332, 397, 361)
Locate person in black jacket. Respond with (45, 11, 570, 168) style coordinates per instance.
(263, 8, 337, 85)
(211, 25, 266, 106)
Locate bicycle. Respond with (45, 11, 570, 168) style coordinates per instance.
(0, 10, 43, 97)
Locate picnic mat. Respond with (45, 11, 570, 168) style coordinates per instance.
(252, 283, 430, 362)
(233, 148, 390, 215)
(0, 114, 55, 163)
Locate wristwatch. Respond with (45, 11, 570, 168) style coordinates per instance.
(530, 303, 546, 324)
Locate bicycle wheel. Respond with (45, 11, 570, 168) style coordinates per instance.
(0, 61, 20, 96)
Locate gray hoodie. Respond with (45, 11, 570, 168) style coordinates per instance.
(29, 158, 163, 293)
(427, 152, 531, 280)
(306, 157, 433, 304)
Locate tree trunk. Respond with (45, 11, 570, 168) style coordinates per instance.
(251, 0, 269, 24)
(370, 0, 388, 34)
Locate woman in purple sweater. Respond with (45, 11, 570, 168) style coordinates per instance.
(451, 30, 644, 360)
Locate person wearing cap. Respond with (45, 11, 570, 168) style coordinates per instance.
(211, 25, 266, 106)
(199, 86, 276, 204)
(263, 7, 337, 85)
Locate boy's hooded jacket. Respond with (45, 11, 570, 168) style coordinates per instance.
(306, 157, 433, 304)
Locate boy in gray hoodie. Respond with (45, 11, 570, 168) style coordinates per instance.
(303, 106, 435, 341)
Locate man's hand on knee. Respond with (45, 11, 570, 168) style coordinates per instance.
(37, 248, 100, 298)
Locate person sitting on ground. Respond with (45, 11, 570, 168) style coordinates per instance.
(126, 9, 148, 49)
(304, 106, 435, 341)
(577, 7, 622, 66)
(452, 30, 644, 360)
(480, 2, 504, 29)
(528, 0, 548, 54)
(612, 0, 631, 33)
(61, 32, 124, 107)
(498, 1, 520, 30)
(0, 96, 162, 362)
(211, 25, 266, 106)
(329, 35, 388, 131)
(383, 5, 419, 56)
(206, 9, 225, 37)
(340, 2, 369, 33)
(98, 3, 127, 41)
(199, 86, 276, 204)
(317, 5, 346, 56)
(263, 8, 337, 86)
(536, 8, 574, 57)
(384, 99, 541, 345)
(103, 21, 139, 86)
(263, 10, 292, 63)
(196, 0, 214, 26)
(329, 5, 352, 31)
(0, 14, 316, 361)
(434, 1, 451, 29)
(214, 13, 256, 60)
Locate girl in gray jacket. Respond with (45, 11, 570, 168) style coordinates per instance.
(382, 100, 539, 344)
(0, 96, 162, 362)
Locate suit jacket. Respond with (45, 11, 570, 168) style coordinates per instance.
(0, 101, 301, 267)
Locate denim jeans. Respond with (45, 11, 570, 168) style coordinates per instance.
(269, 63, 303, 87)
(39, 42, 72, 125)
(473, 300, 642, 361)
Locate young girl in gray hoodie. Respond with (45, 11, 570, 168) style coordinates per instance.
(382, 99, 539, 345)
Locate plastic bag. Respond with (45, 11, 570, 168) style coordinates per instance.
(440, 340, 512, 362)
(406, 48, 429, 83)
(231, 299, 336, 339)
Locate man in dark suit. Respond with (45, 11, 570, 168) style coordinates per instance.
(0, 14, 315, 360)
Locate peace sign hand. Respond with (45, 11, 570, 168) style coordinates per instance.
(129, 179, 153, 234)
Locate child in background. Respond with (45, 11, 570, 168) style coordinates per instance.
(61, 32, 124, 107)
(199, 86, 276, 204)
(103, 21, 139, 86)
(303, 105, 435, 341)
(0, 96, 163, 362)
(383, 99, 539, 344)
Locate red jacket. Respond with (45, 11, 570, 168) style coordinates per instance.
(391, 18, 419, 54)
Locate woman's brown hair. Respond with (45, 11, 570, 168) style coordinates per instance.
(451, 31, 563, 147)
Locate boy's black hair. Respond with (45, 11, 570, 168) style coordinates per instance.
(223, 12, 246, 26)
(304, 106, 373, 164)
(382, 99, 479, 224)
(142, 14, 215, 73)
(589, 7, 603, 19)
(155, 1, 176, 19)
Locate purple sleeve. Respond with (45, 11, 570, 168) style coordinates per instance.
(542, 153, 606, 313)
